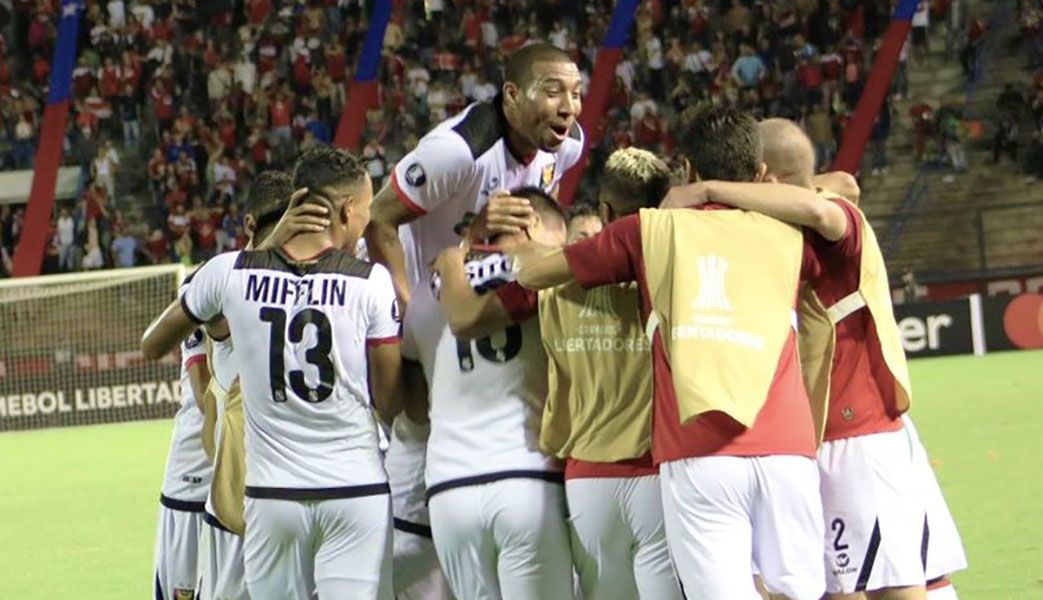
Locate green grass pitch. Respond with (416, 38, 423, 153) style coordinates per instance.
(0, 351, 1040, 599)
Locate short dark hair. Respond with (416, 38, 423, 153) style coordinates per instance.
(600, 148, 672, 215)
(504, 43, 574, 89)
(246, 170, 293, 236)
(678, 107, 762, 183)
(567, 201, 601, 224)
(509, 186, 566, 230)
(291, 146, 368, 198)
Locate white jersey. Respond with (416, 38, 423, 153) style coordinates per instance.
(160, 328, 213, 504)
(182, 248, 400, 498)
(392, 95, 584, 285)
(424, 252, 559, 497)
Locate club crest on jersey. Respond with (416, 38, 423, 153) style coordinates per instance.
(579, 287, 617, 319)
(405, 162, 426, 186)
(692, 255, 732, 312)
(541, 162, 556, 188)
(184, 328, 205, 349)
(173, 589, 195, 600)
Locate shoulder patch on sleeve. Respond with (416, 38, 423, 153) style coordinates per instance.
(451, 101, 505, 159)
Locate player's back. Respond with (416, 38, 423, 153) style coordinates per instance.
(183, 247, 400, 497)
(425, 251, 557, 494)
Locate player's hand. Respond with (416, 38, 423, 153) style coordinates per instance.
(257, 188, 333, 249)
(660, 182, 712, 209)
(467, 191, 535, 240)
(430, 242, 469, 276)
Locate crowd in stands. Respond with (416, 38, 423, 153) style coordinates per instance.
(0, 0, 1013, 277)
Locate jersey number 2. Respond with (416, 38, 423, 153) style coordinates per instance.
(259, 307, 335, 403)
(456, 325, 522, 372)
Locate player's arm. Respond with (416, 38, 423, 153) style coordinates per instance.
(512, 243, 574, 291)
(432, 245, 522, 338)
(142, 254, 232, 359)
(662, 181, 848, 242)
(183, 333, 210, 413)
(812, 171, 861, 205)
(142, 300, 201, 360)
(365, 134, 476, 309)
(401, 358, 429, 425)
(366, 264, 405, 426)
(368, 342, 403, 427)
(365, 182, 421, 307)
(253, 188, 332, 250)
(516, 215, 642, 291)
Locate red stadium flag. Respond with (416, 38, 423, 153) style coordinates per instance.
(13, 0, 84, 277)
(333, 0, 392, 151)
(832, 0, 919, 174)
(556, 0, 640, 208)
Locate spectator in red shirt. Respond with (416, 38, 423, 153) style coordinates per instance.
(167, 203, 190, 238)
(145, 228, 171, 264)
(150, 79, 174, 134)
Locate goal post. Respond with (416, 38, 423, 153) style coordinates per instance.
(0, 264, 188, 432)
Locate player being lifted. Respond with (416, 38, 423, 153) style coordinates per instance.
(141, 147, 400, 600)
(512, 108, 828, 599)
(364, 41, 583, 599)
(663, 118, 966, 600)
(429, 187, 573, 598)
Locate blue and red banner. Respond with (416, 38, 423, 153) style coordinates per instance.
(557, 0, 640, 207)
(832, 0, 919, 174)
(334, 0, 392, 151)
(13, 0, 83, 277)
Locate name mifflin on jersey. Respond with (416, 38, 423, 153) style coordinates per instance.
(245, 273, 349, 307)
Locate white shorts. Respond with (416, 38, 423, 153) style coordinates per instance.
(198, 513, 249, 600)
(153, 497, 205, 600)
(819, 427, 930, 593)
(428, 478, 574, 600)
(903, 416, 968, 579)
(387, 417, 451, 599)
(392, 521, 454, 600)
(243, 494, 393, 600)
(566, 475, 682, 600)
(660, 455, 825, 600)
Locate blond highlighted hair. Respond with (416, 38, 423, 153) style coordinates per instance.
(601, 148, 672, 214)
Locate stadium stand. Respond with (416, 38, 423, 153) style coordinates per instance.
(0, 0, 1039, 286)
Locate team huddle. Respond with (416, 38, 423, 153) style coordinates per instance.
(141, 44, 967, 600)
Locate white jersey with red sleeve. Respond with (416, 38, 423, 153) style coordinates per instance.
(181, 247, 400, 499)
(160, 327, 213, 504)
(391, 95, 584, 287)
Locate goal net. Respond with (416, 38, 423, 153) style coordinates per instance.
(0, 265, 186, 432)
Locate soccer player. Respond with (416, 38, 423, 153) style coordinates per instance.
(145, 170, 332, 600)
(141, 147, 400, 600)
(363, 41, 584, 598)
(511, 107, 827, 599)
(152, 327, 211, 600)
(428, 187, 573, 599)
(565, 202, 603, 242)
(662, 118, 962, 600)
(488, 150, 683, 599)
(196, 170, 303, 600)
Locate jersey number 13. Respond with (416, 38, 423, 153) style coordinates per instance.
(259, 307, 334, 403)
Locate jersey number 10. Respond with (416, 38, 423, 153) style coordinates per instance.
(455, 325, 522, 372)
(259, 307, 335, 403)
